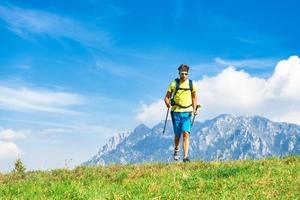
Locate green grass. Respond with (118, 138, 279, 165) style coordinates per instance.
(1, 156, 300, 199)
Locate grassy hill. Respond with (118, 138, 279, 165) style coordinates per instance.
(1, 156, 300, 199)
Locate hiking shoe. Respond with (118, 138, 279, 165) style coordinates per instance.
(183, 157, 190, 163)
(174, 149, 180, 161)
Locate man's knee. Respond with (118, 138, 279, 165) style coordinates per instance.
(183, 132, 189, 139)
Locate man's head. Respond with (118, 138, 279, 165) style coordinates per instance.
(178, 64, 189, 81)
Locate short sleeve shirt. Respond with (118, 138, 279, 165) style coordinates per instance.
(167, 79, 197, 112)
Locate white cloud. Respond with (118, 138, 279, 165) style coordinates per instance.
(136, 56, 300, 126)
(215, 57, 276, 69)
(136, 100, 166, 126)
(0, 86, 85, 114)
(41, 128, 72, 135)
(0, 129, 26, 140)
(0, 5, 110, 48)
(0, 141, 22, 158)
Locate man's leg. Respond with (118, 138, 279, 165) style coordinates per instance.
(172, 112, 181, 160)
(182, 131, 189, 159)
(181, 112, 192, 162)
(174, 136, 180, 160)
(174, 136, 180, 150)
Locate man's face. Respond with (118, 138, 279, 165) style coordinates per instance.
(179, 71, 188, 81)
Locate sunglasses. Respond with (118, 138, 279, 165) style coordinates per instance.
(180, 72, 188, 76)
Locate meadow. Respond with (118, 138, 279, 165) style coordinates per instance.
(1, 156, 299, 199)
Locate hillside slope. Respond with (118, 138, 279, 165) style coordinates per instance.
(1, 156, 300, 199)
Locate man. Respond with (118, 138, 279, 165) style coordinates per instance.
(164, 64, 197, 162)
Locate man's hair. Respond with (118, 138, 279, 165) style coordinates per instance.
(178, 64, 189, 72)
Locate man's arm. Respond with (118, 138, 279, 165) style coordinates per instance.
(192, 91, 197, 115)
(164, 91, 172, 108)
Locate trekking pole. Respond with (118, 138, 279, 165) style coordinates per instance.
(191, 104, 201, 127)
(163, 107, 170, 134)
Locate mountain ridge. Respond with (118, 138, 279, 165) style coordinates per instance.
(84, 114, 300, 166)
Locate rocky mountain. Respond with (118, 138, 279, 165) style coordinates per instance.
(84, 114, 300, 166)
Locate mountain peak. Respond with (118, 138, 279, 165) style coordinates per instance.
(133, 123, 150, 132)
(211, 114, 235, 123)
(212, 113, 234, 120)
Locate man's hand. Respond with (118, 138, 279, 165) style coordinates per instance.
(193, 108, 198, 116)
(166, 102, 171, 108)
(164, 91, 172, 108)
(193, 104, 201, 115)
(164, 97, 171, 108)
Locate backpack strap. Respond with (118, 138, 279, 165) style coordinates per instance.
(174, 78, 180, 96)
(171, 79, 193, 109)
(174, 78, 193, 93)
(189, 79, 193, 92)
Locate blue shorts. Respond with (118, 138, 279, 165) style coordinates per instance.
(171, 111, 192, 137)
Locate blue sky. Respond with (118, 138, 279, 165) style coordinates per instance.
(1, 0, 300, 172)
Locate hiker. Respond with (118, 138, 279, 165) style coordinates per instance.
(164, 64, 198, 162)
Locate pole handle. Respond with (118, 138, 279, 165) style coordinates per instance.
(191, 104, 201, 127)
